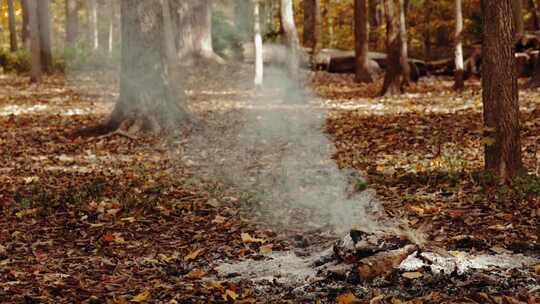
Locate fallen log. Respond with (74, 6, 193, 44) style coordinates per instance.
(356, 244, 417, 281)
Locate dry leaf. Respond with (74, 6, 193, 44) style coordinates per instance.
(222, 289, 238, 301)
(15, 208, 38, 218)
(212, 215, 226, 224)
(184, 248, 203, 261)
(241, 233, 265, 244)
(186, 268, 206, 279)
(336, 292, 360, 304)
(130, 290, 150, 302)
(533, 264, 540, 275)
(402, 271, 423, 279)
(259, 244, 273, 254)
(103, 232, 115, 242)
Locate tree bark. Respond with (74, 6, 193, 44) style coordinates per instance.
(281, 0, 301, 79)
(380, 0, 404, 96)
(104, 0, 189, 134)
(254, 0, 264, 87)
(65, 0, 79, 46)
(174, 0, 223, 65)
(21, 0, 30, 46)
(7, 0, 18, 52)
(303, 0, 320, 54)
(482, 0, 523, 181)
(28, 0, 41, 83)
(512, 0, 524, 41)
(398, 0, 410, 85)
(424, 0, 432, 61)
(354, 0, 374, 83)
(454, 0, 465, 90)
(89, 0, 99, 50)
(529, 0, 540, 30)
(37, 0, 53, 73)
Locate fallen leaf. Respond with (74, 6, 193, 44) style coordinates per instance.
(533, 264, 540, 275)
(241, 233, 265, 244)
(103, 232, 115, 242)
(336, 292, 360, 304)
(15, 208, 38, 218)
(130, 290, 150, 302)
(212, 215, 226, 224)
(186, 268, 206, 279)
(402, 271, 423, 279)
(184, 248, 204, 261)
(222, 289, 238, 301)
(259, 244, 273, 254)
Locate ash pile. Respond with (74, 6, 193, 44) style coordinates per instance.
(216, 229, 540, 299)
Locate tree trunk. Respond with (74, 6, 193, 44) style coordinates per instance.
(529, 0, 540, 30)
(21, 0, 30, 46)
(303, 0, 320, 54)
(482, 0, 523, 181)
(281, 0, 301, 79)
(254, 0, 264, 87)
(398, 0, 410, 85)
(235, 0, 253, 43)
(7, 0, 18, 52)
(65, 0, 79, 46)
(424, 0, 432, 61)
(174, 0, 223, 65)
(108, 2, 116, 54)
(454, 0, 465, 90)
(104, 0, 189, 134)
(37, 0, 53, 73)
(28, 0, 41, 83)
(355, 0, 374, 83)
(193, 1, 223, 63)
(380, 0, 404, 96)
(512, 0, 524, 41)
(89, 0, 99, 50)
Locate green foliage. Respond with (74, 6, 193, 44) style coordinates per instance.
(0, 48, 31, 73)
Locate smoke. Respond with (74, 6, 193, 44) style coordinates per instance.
(185, 65, 412, 238)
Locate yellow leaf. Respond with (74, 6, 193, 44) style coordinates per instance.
(533, 264, 540, 275)
(15, 208, 38, 218)
(402, 272, 423, 279)
(222, 289, 238, 301)
(186, 268, 206, 279)
(212, 215, 226, 224)
(259, 244, 273, 254)
(184, 248, 203, 261)
(241, 233, 265, 244)
(203, 280, 224, 291)
(130, 290, 150, 302)
(336, 292, 360, 304)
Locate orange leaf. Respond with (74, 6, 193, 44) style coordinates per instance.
(103, 232, 115, 242)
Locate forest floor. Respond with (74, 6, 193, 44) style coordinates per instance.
(0, 67, 539, 303)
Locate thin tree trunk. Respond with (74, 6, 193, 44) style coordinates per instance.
(380, 0, 404, 96)
(482, 0, 523, 181)
(281, 0, 301, 79)
(37, 0, 53, 73)
(398, 0, 410, 85)
(355, 0, 373, 83)
(529, 0, 540, 30)
(303, 0, 320, 53)
(89, 0, 99, 50)
(21, 0, 30, 46)
(108, 1, 117, 54)
(454, 0, 465, 90)
(28, 0, 41, 83)
(254, 0, 264, 87)
(512, 0, 524, 41)
(235, 0, 253, 42)
(65, 0, 79, 46)
(7, 0, 18, 52)
(424, 0, 432, 61)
